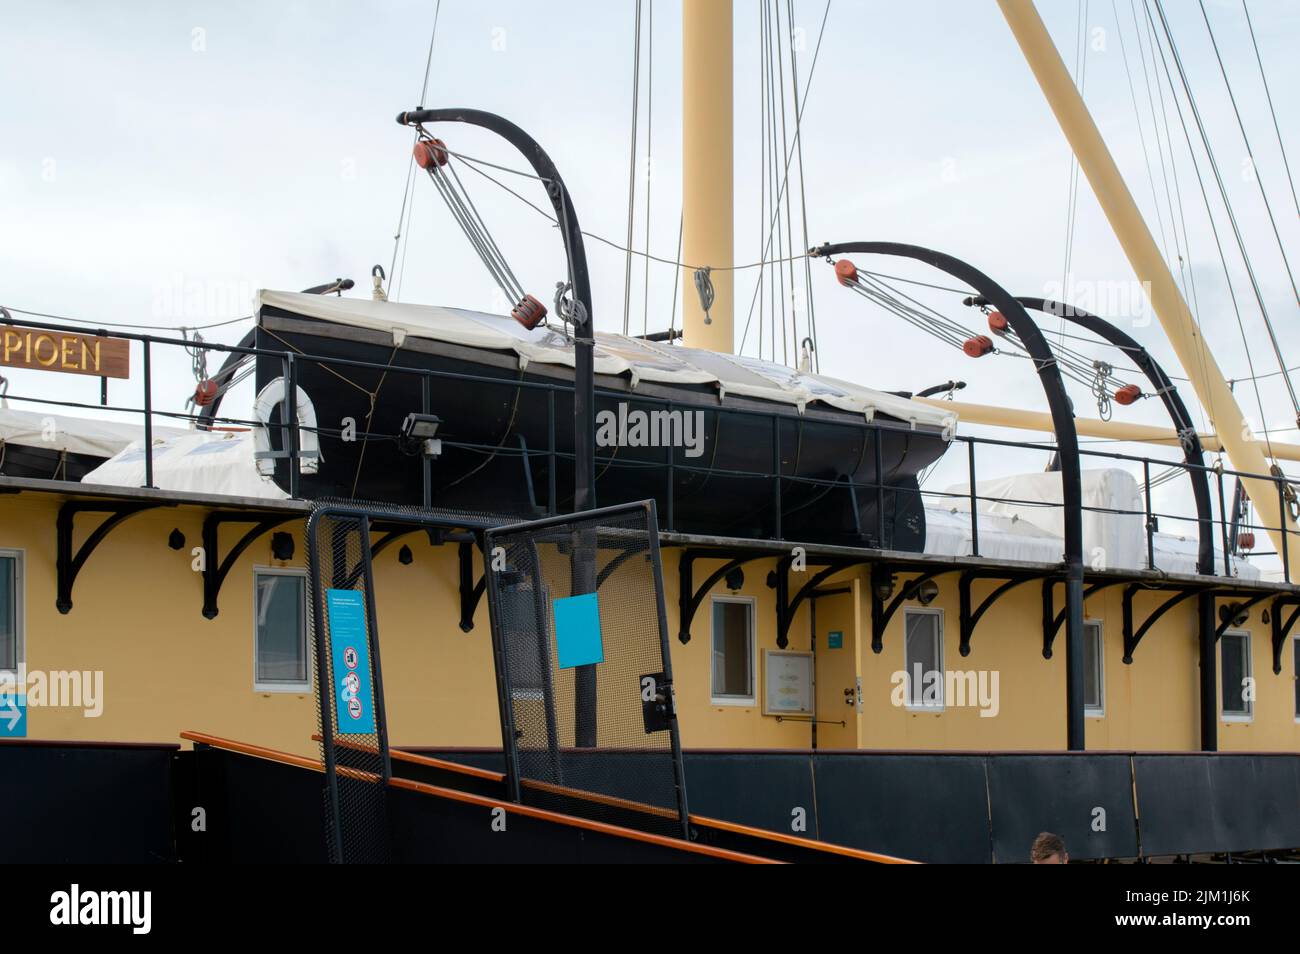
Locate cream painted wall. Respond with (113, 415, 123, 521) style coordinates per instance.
(4, 491, 1298, 755)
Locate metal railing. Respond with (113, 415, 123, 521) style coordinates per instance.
(1, 313, 1294, 583)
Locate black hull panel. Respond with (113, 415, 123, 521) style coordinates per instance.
(255, 319, 947, 549)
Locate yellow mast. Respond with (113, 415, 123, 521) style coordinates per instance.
(997, 0, 1299, 563)
(682, 0, 734, 352)
(915, 397, 1300, 463)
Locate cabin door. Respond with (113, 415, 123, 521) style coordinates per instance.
(812, 583, 860, 750)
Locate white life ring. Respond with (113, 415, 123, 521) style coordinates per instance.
(253, 378, 321, 476)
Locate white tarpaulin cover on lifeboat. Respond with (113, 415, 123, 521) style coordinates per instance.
(83, 430, 288, 499)
(255, 290, 956, 431)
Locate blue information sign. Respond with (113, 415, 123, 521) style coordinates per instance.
(327, 589, 376, 735)
(0, 693, 26, 738)
(553, 592, 604, 669)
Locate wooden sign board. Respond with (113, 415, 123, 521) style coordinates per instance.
(1, 325, 130, 379)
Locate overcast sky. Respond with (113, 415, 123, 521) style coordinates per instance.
(1, 0, 1297, 551)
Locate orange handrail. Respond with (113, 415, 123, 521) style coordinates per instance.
(181, 730, 778, 864)
(310, 734, 916, 864)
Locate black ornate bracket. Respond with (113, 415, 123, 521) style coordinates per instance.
(1270, 595, 1300, 675)
(775, 559, 866, 649)
(1121, 585, 1268, 663)
(958, 569, 1043, 657)
(459, 538, 486, 633)
(202, 511, 297, 618)
(57, 501, 165, 613)
(1041, 578, 1128, 659)
(677, 549, 767, 645)
(869, 566, 958, 653)
(1122, 585, 1199, 663)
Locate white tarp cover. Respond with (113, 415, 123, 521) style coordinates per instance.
(82, 430, 288, 499)
(0, 406, 186, 458)
(928, 468, 1259, 579)
(255, 290, 956, 431)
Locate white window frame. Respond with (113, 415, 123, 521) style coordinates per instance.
(1084, 618, 1105, 718)
(0, 548, 24, 676)
(253, 566, 310, 693)
(1219, 629, 1253, 723)
(903, 607, 945, 712)
(710, 595, 757, 706)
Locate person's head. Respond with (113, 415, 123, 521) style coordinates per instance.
(1030, 832, 1068, 864)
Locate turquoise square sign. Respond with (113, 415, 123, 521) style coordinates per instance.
(553, 592, 604, 669)
(827, 630, 843, 650)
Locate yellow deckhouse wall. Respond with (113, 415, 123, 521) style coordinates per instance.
(4, 491, 1298, 755)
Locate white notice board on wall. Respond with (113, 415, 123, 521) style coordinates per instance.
(762, 650, 814, 716)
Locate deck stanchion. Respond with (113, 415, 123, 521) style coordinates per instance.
(968, 440, 980, 558)
(142, 339, 154, 489)
(1143, 460, 1154, 570)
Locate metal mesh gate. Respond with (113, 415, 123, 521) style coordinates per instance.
(306, 506, 392, 863)
(484, 500, 689, 839)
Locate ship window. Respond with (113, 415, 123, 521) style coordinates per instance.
(1220, 631, 1252, 720)
(711, 597, 755, 704)
(0, 550, 20, 673)
(1084, 621, 1104, 716)
(254, 569, 309, 691)
(904, 609, 944, 709)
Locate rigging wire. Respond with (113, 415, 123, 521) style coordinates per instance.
(1132, 0, 1213, 433)
(739, 0, 832, 357)
(1143, 0, 1274, 454)
(389, 0, 442, 301)
(1152, 0, 1298, 430)
(1059, 0, 1091, 346)
(622, 0, 643, 336)
(1197, 0, 1300, 308)
(642, 0, 654, 338)
(1241, 0, 1300, 221)
(786, 0, 819, 372)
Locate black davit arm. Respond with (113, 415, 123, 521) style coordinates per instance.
(396, 106, 596, 512)
(812, 241, 1088, 751)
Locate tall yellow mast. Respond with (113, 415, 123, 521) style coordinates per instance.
(682, 0, 734, 352)
(997, 0, 1299, 564)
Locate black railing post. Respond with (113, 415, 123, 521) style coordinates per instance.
(546, 390, 556, 516)
(967, 440, 980, 558)
(665, 400, 675, 532)
(1217, 470, 1231, 577)
(772, 416, 782, 540)
(284, 353, 300, 499)
(1143, 460, 1154, 570)
(142, 340, 154, 489)
(1279, 475, 1291, 584)
(873, 427, 885, 549)
(421, 373, 433, 509)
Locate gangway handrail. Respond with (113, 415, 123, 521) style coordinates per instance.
(317, 734, 917, 864)
(181, 730, 779, 864)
